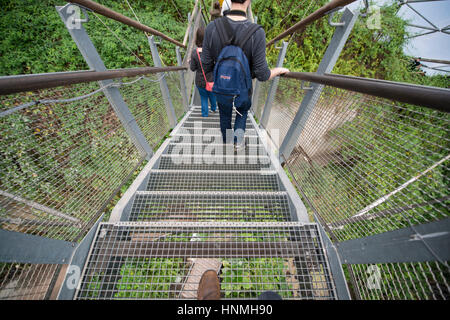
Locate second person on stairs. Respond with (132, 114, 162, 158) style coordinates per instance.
(190, 27, 217, 117)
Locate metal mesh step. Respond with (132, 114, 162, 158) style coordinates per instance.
(146, 170, 279, 191)
(176, 127, 258, 136)
(166, 143, 266, 156)
(75, 222, 336, 300)
(183, 121, 254, 129)
(158, 155, 272, 170)
(171, 135, 261, 145)
(129, 191, 292, 222)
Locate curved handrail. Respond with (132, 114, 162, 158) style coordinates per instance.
(282, 72, 450, 112)
(0, 66, 186, 95)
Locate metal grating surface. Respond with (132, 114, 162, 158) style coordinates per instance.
(75, 222, 336, 300)
(166, 143, 266, 156)
(129, 191, 292, 222)
(171, 135, 261, 145)
(158, 155, 272, 171)
(146, 170, 279, 191)
(183, 121, 254, 129)
(187, 114, 251, 119)
(176, 127, 258, 136)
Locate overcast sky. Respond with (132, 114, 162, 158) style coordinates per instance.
(348, 0, 450, 75)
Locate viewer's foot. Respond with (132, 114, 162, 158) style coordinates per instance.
(197, 270, 221, 300)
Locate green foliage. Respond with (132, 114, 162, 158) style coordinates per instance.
(252, 0, 449, 88)
(220, 258, 293, 298)
(114, 258, 186, 299)
(0, 0, 192, 75)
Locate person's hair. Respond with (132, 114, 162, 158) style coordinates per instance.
(231, 0, 248, 3)
(213, 1, 220, 9)
(195, 27, 205, 47)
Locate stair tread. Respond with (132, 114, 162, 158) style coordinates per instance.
(75, 222, 335, 300)
(129, 191, 291, 222)
(146, 170, 279, 191)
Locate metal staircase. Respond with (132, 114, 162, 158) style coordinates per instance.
(2, 0, 448, 302)
(72, 106, 337, 300)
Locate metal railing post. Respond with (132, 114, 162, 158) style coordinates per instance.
(259, 41, 289, 128)
(176, 46, 189, 111)
(148, 36, 178, 128)
(251, 80, 261, 115)
(56, 4, 153, 158)
(279, 8, 358, 161)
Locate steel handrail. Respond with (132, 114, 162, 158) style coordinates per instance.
(282, 72, 450, 112)
(0, 66, 186, 95)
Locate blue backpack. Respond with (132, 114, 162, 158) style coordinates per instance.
(212, 17, 262, 109)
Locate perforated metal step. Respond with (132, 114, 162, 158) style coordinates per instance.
(171, 134, 261, 145)
(129, 191, 292, 222)
(176, 127, 258, 136)
(183, 121, 254, 129)
(75, 222, 336, 300)
(166, 142, 266, 156)
(146, 170, 279, 191)
(158, 155, 271, 170)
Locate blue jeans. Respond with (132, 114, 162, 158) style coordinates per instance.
(218, 99, 251, 144)
(197, 86, 217, 117)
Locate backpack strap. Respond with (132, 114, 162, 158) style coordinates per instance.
(215, 17, 262, 50)
(214, 17, 234, 47)
(196, 48, 208, 84)
(237, 24, 262, 48)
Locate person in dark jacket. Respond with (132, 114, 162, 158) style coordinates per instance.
(190, 27, 217, 117)
(201, 0, 289, 147)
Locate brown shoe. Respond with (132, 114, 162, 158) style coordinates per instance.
(197, 270, 221, 300)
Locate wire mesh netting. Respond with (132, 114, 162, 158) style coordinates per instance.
(267, 79, 449, 300)
(166, 71, 187, 120)
(282, 85, 449, 240)
(265, 77, 309, 147)
(119, 74, 172, 148)
(75, 222, 335, 300)
(349, 261, 449, 300)
(0, 82, 143, 242)
(252, 80, 272, 121)
(0, 263, 61, 300)
(0, 74, 177, 242)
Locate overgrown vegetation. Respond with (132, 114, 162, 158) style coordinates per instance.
(253, 0, 448, 88)
(0, 0, 193, 75)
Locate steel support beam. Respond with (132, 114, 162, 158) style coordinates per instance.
(316, 219, 351, 300)
(176, 47, 189, 112)
(0, 229, 75, 264)
(56, 5, 153, 158)
(279, 8, 357, 161)
(336, 218, 450, 264)
(57, 216, 104, 300)
(148, 36, 178, 128)
(259, 41, 289, 128)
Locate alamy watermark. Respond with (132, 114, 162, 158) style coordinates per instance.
(366, 265, 382, 290)
(366, 5, 381, 30)
(63, 4, 88, 30)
